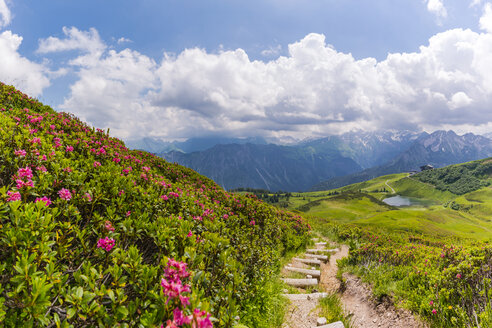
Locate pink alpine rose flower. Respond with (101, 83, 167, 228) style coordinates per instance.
(58, 188, 72, 201)
(7, 191, 21, 202)
(35, 196, 52, 207)
(97, 237, 115, 251)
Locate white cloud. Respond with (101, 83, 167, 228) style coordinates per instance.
(38, 26, 105, 55)
(448, 91, 473, 109)
(0, 0, 11, 28)
(0, 31, 50, 96)
(480, 3, 492, 33)
(261, 44, 282, 57)
(117, 37, 132, 44)
(35, 26, 492, 141)
(427, 0, 448, 20)
(60, 47, 157, 139)
(471, 0, 483, 7)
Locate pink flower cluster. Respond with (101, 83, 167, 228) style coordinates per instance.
(15, 167, 34, 189)
(35, 196, 52, 207)
(97, 237, 115, 251)
(104, 220, 115, 232)
(58, 188, 72, 201)
(7, 191, 21, 202)
(14, 149, 26, 157)
(166, 308, 213, 328)
(161, 259, 212, 328)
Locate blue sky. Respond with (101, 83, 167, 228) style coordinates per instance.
(2, 0, 492, 142)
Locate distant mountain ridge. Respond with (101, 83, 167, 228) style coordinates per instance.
(149, 130, 492, 192)
(126, 136, 268, 154)
(161, 143, 362, 191)
(311, 130, 492, 191)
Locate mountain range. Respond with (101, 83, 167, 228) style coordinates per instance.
(142, 130, 492, 192)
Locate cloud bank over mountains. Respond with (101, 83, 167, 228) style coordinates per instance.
(3, 1, 492, 141)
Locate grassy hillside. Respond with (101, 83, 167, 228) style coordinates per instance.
(279, 163, 492, 327)
(0, 83, 310, 327)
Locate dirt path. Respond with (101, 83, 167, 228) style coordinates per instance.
(320, 245, 349, 293)
(341, 273, 427, 328)
(282, 241, 427, 328)
(325, 245, 427, 328)
(385, 180, 396, 194)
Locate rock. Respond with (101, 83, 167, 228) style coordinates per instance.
(317, 317, 327, 326)
(306, 274, 313, 279)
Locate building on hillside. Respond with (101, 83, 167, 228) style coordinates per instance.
(420, 164, 434, 171)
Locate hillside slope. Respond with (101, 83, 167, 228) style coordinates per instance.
(0, 83, 310, 327)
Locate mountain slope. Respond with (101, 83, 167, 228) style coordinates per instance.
(162, 143, 362, 191)
(0, 83, 309, 327)
(311, 130, 492, 190)
(301, 130, 421, 169)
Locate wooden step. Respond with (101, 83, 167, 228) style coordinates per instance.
(315, 322, 344, 328)
(281, 278, 318, 287)
(305, 253, 329, 261)
(306, 248, 338, 254)
(281, 292, 327, 300)
(293, 257, 321, 265)
(315, 242, 327, 246)
(285, 266, 321, 278)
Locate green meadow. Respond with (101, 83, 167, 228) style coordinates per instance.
(283, 168, 492, 241)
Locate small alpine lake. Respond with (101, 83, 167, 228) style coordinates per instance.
(382, 195, 433, 207)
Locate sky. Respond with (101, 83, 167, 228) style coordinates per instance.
(2, 0, 492, 143)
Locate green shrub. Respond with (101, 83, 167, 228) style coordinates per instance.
(0, 83, 310, 327)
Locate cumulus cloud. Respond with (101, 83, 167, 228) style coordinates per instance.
(38, 26, 492, 141)
(38, 26, 105, 55)
(0, 0, 11, 28)
(0, 31, 50, 96)
(60, 48, 157, 139)
(480, 3, 492, 33)
(427, 0, 448, 20)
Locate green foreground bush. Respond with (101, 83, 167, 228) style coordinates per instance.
(0, 83, 310, 327)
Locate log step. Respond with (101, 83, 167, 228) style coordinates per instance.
(306, 248, 338, 254)
(285, 266, 321, 278)
(281, 292, 327, 300)
(305, 253, 329, 261)
(315, 242, 327, 246)
(315, 322, 345, 328)
(293, 257, 321, 265)
(281, 278, 318, 287)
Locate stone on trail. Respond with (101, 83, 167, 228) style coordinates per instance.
(317, 317, 327, 326)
